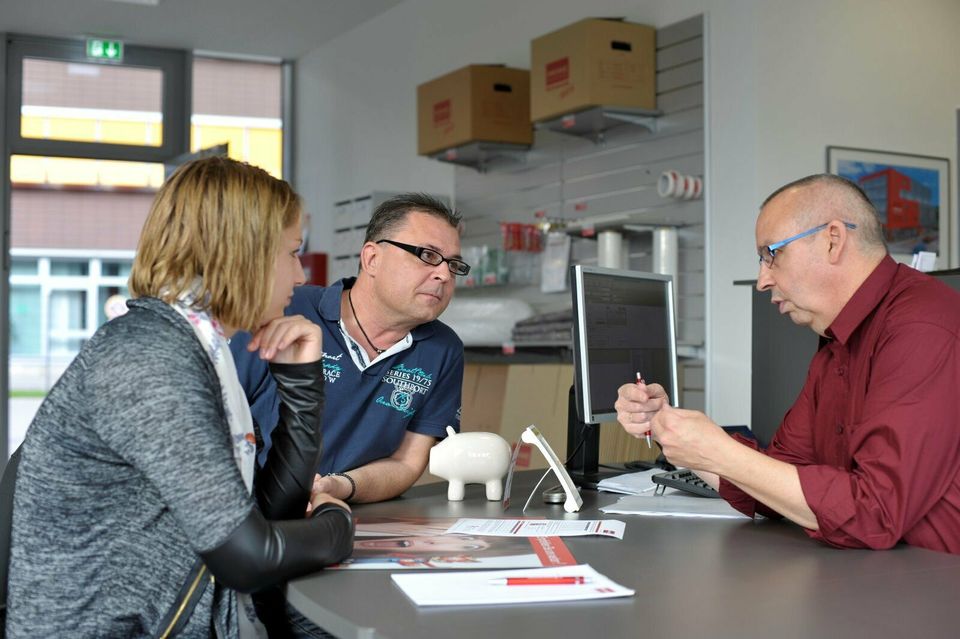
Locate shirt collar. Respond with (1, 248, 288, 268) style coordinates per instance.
(825, 255, 898, 345)
(315, 277, 436, 341)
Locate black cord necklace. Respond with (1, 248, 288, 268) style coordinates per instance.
(347, 289, 385, 355)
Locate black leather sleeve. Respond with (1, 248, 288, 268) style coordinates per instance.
(255, 360, 324, 520)
(200, 502, 354, 593)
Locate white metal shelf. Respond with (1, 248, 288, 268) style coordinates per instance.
(534, 105, 662, 144)
(427, 141, 530, 173)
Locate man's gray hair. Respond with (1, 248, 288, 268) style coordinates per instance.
(364, 193, 461, 244)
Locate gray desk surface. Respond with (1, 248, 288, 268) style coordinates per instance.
(288, 473, 960, 639)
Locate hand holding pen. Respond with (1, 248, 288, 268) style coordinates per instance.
(636, 371, 652, 448)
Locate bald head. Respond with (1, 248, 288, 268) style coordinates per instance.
(761, 174, 887, 258)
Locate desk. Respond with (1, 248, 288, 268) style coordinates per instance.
(288, 472, 960, 639)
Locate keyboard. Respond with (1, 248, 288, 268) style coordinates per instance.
(652, 469, 721, 499)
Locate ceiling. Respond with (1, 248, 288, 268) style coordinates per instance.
(0, 0, 406, 59)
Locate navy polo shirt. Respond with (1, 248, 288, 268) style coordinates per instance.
(230, 278, 464, 472)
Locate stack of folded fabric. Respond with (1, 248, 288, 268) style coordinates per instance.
(510, 309, 573, 345)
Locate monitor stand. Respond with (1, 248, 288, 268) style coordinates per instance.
(564, 385, 624, 490)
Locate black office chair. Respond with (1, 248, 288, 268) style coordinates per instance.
(0, 446, 23, 638)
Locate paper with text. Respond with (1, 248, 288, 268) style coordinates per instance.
(445, 518, 625, 540)
(391, 564, 634, 606)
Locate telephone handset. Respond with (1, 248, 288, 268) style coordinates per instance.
(502, 424, 583, 513)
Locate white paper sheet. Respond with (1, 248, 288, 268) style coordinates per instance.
(445, 518, 625, 539)
(599, 493, 749, 519)
(391, 564, 634, 606)
(595, 469, 662, 495)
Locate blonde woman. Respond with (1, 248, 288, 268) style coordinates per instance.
(6, 157, 353, 638)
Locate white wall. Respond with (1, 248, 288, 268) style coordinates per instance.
(295, 0, 960, 427)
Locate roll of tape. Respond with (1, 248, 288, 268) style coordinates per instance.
(660, 170, 703, 200)
(657, 171, 676, 198)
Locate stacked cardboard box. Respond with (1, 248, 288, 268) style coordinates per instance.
(530, 18, 656, 122)
(417, 65, 533, 156)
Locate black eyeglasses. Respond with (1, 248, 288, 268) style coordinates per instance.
(376, 239, 471, 276)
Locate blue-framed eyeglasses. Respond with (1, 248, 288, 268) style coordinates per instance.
(376, 239, 471, 276)
(758, 221, 857, 267)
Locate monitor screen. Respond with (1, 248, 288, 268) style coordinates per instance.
(571, 265, 679, 424)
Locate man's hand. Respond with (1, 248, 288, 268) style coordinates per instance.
(650, 404, 733, 473)
(615, 381, 669, 439)
(308, 432, 435, 506)
(248, 314, 322, 364)
(311, 473, 352, 503)
(307, 490, 350, 516)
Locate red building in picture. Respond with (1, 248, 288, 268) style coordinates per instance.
(858, 168, 936, 240)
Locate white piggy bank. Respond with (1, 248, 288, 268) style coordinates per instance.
(429, 426, 512, 501)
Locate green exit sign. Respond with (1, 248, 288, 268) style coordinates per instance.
(86, 38, 124, 61)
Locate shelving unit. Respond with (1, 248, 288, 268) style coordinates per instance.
(428, 141, 530, 173)
(328, 191, 452, 284)
(535, 105, 662, 144)
(426, 107, 662, 172)
(449, 16, 705, 410)
(560, 206, 698, 236)
(329, 192, 390, 283)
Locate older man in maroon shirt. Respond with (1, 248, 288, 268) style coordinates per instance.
(615, 173, 960, 554)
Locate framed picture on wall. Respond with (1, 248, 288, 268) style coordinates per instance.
(826, 146, 951, 268)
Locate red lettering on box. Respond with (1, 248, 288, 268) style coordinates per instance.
(433, 99, 451, 126)
(545, 57, 569, 90)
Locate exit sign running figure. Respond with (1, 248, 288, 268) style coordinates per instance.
(86, 39, 124, 61)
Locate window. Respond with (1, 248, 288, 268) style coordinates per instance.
(3, 36, 291, 460)
(21, 59, 164, 147)
(10, 259, 37, 276)
(192, 57, 284, 177)
(9, 286, 42, 356)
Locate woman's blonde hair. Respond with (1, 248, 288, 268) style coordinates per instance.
(129, 156, 301, 332)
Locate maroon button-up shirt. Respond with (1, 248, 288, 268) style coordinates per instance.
(722, 256, 960, 554)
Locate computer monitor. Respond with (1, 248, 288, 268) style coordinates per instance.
(567, 265, 679, 487)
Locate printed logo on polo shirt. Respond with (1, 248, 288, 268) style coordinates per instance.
(322, 351, 343, 384)
(376, 364, 433, 418)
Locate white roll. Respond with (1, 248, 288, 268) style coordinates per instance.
(657, 171, 676, 198)
(597, 230, 624, 269)
(658, 170, 703, 200)
(652, 227, 679, 281)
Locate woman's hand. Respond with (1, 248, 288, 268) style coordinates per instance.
(247, 314, 322, 364)
(307, 491, 351, 516)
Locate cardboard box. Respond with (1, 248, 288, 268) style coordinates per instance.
(498, 364, 573, 470)
(459, 363, 510, 435)
(530, 18, 656, 122)
(417, 65, 533, 156)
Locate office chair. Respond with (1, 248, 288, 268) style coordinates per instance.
(0, 445, 22, 638)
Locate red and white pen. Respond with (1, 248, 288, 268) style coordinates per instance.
(488, 576, 592, 586)
(637, 371, 652, 448)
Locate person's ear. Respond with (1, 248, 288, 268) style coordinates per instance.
(359, 241, 380, 275)
(825, 219, 848, 265)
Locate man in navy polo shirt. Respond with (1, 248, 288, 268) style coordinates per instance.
(231, 193, 466, 503)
